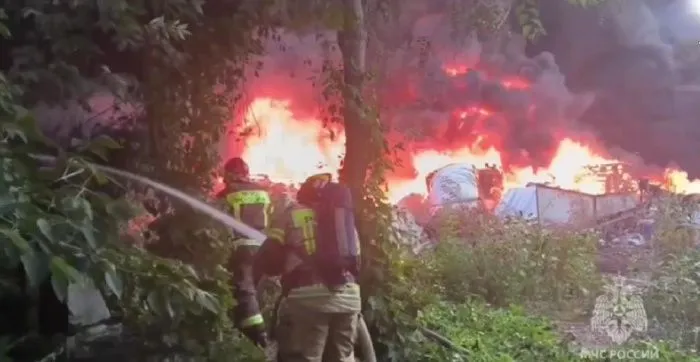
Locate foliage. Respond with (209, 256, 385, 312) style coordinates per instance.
(641, 199, 700, 354)
(515, 0, 546, 41)
(514, 0, 609, 41)
(368, 206, 700, 361)
(415, 302, 574, 361)
(0, 0, 277, 262)
(0, 0, 276, 357)
(645, 250, 700, 353)
(0, 72, 248, 361)
(429, 208, 602, 311)
(414, 302, 700, 361)
(365, 210, 598, 360)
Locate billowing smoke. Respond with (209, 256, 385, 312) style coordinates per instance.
(530, 0, 700, 177)
(387, 13, 595, 176)
(227, 0, 700, 183)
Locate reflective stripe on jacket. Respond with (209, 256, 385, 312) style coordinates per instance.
(218, 181, 272, 234)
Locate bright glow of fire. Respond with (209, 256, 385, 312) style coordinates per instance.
(443, 66, 530, 90)
(239, 98, 345, 184)
(227, 97, 700, 203)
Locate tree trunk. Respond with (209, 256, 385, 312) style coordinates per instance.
(338, 0, 381, 301)
(337, 0, 369, 196)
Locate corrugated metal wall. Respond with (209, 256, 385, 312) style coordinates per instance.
(594, 193, 640, 220)
(535, 186, 595, 226)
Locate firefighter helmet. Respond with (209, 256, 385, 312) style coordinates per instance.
(297, 173, 331, 204)
(223, 157, 250, 179)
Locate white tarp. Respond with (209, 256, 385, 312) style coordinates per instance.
(495, 186, 538, 220)
(427, 163, 479, 209)
(495, 184, 596, 226)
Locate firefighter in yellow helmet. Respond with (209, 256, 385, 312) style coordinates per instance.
(254, 173, 362, 362)
(216, 157, 269, 348)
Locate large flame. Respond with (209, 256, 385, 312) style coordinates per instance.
(237, 98, 344, 184)
(225, 97, 700, 203)
(221, 59, 700, 202)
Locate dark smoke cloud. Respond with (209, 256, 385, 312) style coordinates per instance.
(530, 0, 700, 178)
(388, 12, 595, 172)
(232, 0, 700, 181)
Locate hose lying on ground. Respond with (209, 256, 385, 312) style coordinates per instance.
(356, 315, 376, 362)
(420, 326, 471, 357)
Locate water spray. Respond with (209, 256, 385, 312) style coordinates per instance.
(31, 154, 267, 245)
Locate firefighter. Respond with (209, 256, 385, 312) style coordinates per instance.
(254, 173, 362, 362)
(216, 157, 269, 348)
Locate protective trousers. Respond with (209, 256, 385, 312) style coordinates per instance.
(275, 302, 359, 362)
(229, 242, 265, 345)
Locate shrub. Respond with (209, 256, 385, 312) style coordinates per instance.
(386, 293, 700, 362)
(645, 249, 700, 352)
(371, 205, 700, 361)
(428, 208, 602, 314)
(413, 301, 574, 362)
(369, 211, 601, 361)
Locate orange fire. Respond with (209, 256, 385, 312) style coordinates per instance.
(224, 97, 700, 203)
(443, 66, 530, 90)
(224, 60, 700, 202)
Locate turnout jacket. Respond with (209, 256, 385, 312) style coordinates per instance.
(216, 180, 271, 330)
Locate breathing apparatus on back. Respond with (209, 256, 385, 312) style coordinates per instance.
(294, 172, 360, 287)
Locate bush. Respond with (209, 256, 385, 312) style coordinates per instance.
(368, 209, 601, 360)
(414, 301, 574, 362)
(428, 208, 602, 314)
(375, 253, 700, 362)
(645, 248, 700, 352)
(628, 197, 700, 353)
(370, 205, 700, 361)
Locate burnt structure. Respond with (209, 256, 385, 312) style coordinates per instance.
(583, 163, 637, 194)
(476, 163, 505, 208)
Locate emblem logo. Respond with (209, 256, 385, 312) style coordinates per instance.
(590, 276, 648, 345)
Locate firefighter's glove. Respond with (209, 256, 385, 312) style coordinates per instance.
(242, 324, 268, 348)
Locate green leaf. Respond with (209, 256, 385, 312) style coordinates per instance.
(36, 218, 53, 241)
(195, 290, 220, 313)
(104, 264, 123, 299)
(50, 256, 80, 283)
(162, 293, 175, 318)
(51, 273, 69, 302)
(1, 122, 27, 143)
(82, 161, 109, 184)
(0, 23, 10, 39)
(81, 220, 97, 248)
(105, 199, 133, 219)
(182, 264, 199, 280)
(73, 197, 93, 220)
(21, 251, 50, 290)
(147, 291, 161, 315)
(0, 228, 31, 253)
